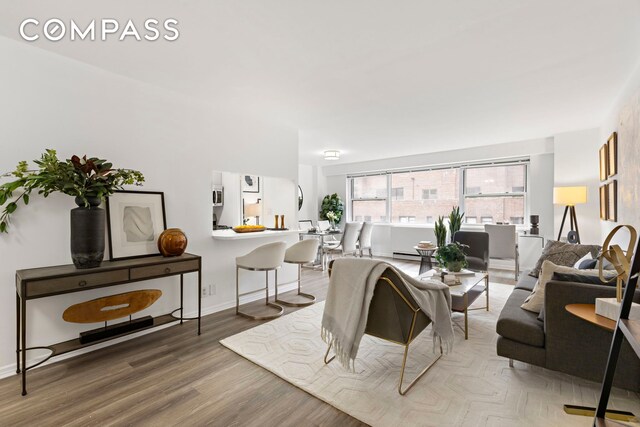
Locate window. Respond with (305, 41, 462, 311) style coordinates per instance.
(463, 164, 526, 225)
(364, 215, 372, 222)
(391, 187, 404, 200)
(422, 189, 437, 199)
(348, 161, 527, 226)
(390, 169, 459, 224)
(351, 175, 387, 223)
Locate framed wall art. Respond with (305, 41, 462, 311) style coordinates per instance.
(242, 175, 260, 193)
(599, 185, 608, 220)
(106, 190, 167, 261)
(599, 144, 608, 181)
(607, 180, 617, 222)
(607, 132, 617, 177)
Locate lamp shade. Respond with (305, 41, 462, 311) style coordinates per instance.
(553, 186, 587, 206)
(244, 202, 262, 217)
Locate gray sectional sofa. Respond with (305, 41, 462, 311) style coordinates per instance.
(496, 271, 640, 391)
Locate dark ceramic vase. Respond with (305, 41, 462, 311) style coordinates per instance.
(70, 196, 105, 269)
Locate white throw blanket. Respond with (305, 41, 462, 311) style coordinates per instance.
(321, 258, 454, 370)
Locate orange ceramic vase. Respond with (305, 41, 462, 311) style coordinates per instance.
(157, 228, 188, 257)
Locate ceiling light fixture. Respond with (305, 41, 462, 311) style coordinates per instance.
(324, 150, 340, 161)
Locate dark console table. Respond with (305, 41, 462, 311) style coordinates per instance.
(16, 253, 202, 395)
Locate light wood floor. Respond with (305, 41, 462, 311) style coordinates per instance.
(0, 259, 515, 426)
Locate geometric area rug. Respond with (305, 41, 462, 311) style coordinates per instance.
(220, 283, 640, 427)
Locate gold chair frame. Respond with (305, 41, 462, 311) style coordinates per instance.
(323, 273, 442, 395)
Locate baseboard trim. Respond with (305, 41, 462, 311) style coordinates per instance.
(0, 282, 299, 380)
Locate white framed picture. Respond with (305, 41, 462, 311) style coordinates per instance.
(106, 190, 167, 261)
(242, 175, 260, 193)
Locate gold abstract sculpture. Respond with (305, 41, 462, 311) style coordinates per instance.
(599, 225, 638, 302)
(63, 289, 162, 323)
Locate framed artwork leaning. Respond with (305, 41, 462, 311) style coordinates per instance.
(599, 185, 608, 220)
(607, 180, 617, 222)
(607, 132, 617, 177)
(599, 144, 608, 181)
(106, 190, 167, 261)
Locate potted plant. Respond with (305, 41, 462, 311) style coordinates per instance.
(434, 216, 447, 247)
(435, 242, 468, 272)
(326, 211, 338, 230)
(448, 206, 464, 241)
(320, 193, 344, 224)
(0, 149, 144, 268)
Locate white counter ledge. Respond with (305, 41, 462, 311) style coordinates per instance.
(211, 229, 300, 240)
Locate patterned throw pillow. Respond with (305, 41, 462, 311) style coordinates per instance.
(528, 240, 600, 278)
(522, 260, 611, 314)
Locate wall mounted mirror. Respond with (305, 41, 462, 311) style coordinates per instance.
(298, 185, 303, 211)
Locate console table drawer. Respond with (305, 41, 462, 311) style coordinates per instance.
(27, 270, 130, 297)
(130, 259, 199, 280)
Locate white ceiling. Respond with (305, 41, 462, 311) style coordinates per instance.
(2, 0, 640, 165)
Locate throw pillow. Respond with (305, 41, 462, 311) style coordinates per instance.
(578, 259, 598, 269)
(521, 260, 605, 314)
(528, 240, 600, 278)
(573, 253, 592, 268)
(552, 271, 617, 287)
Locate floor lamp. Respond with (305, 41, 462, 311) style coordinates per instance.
(554, 186, 587, 244)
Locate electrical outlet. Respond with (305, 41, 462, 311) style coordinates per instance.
(209, 284, 216, 295)
(201, 287, 207, 298)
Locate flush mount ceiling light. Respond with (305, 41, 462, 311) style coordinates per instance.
(324, 150, 340, 160)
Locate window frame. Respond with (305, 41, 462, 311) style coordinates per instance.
(347, 159, 529, 226)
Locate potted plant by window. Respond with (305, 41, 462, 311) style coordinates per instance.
(448, 206, 464, 241)
(320, 193, 344, 225)
(434, 216, 447, 247)
(0, 149, 144, 268)
(435, 242, 468, 272)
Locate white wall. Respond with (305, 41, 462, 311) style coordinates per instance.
(599, 58, 640, 245)
(0, 37, 299, 375)
(552, 128, 602, 245)
(298, 164, 318, 222)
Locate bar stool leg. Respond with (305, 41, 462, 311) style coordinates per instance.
(236, 266, 240, 315)
(276, 263, 316, 307)
(236, 267, 284, 320)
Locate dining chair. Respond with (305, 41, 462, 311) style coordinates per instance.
(318, 220, 331, 231)
(357, 221, 374, 258)
(323, 222, 362, 267)
(298, 219, 314, 231)
(484, 224, 519, 280)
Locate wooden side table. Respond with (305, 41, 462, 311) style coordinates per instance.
(564, 303, 635, 422)
(16, 253, 202, 396)
(565, 303, 615, 331)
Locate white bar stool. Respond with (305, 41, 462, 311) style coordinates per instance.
(236, 241, 286, 320)
(275, 239, 319, 307)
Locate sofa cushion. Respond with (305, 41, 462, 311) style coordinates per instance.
(514, 271, 537, 292)
(553, 272, 617, 286)
(522, 261, 616, 314)
(497, 289, 545, 347)
(529, 240, 600, 278)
